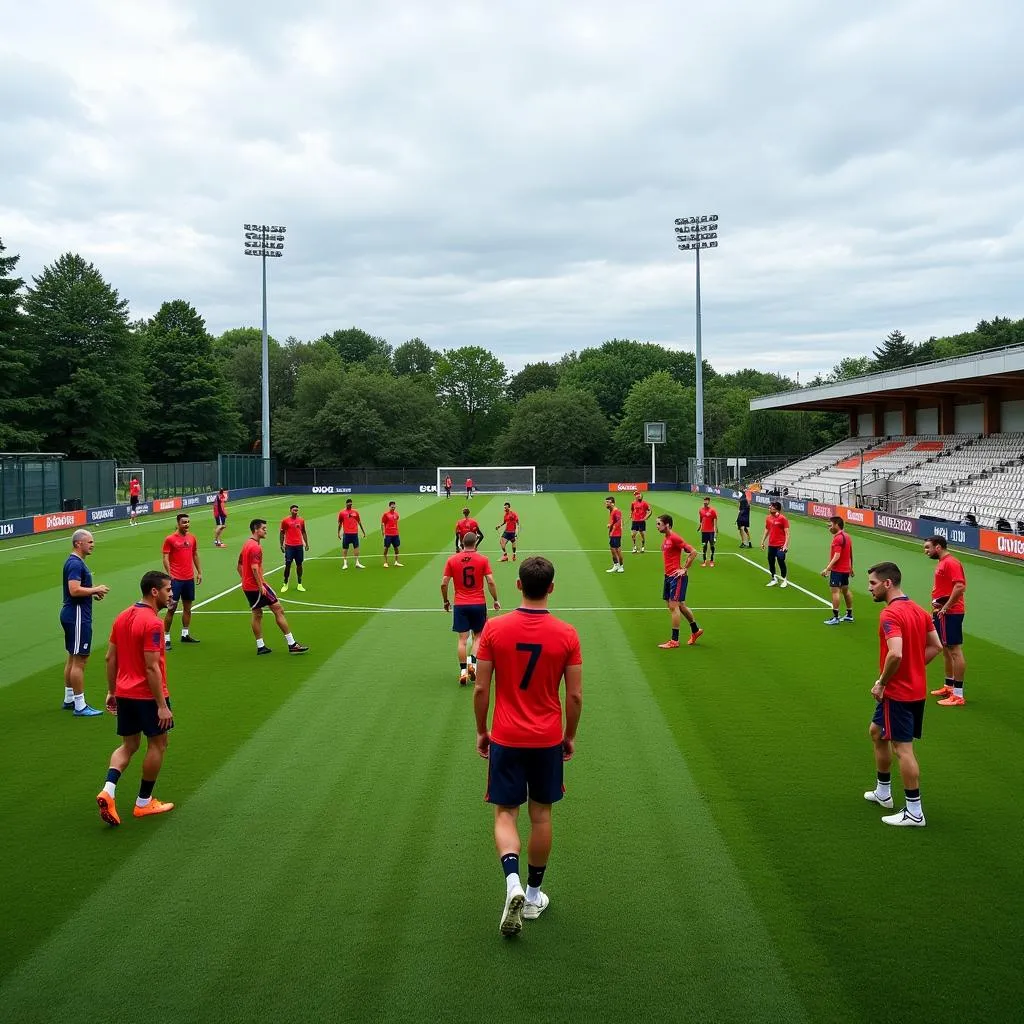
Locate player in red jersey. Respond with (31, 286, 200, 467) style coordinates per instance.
(380, 501, 402, 567)
(444, 474, 453, 499)
(213, 489, 228, 547)
(465, 477, 474, 499)
(760, 500, 790, 588)
(605, 497, 624, 573)
(238, 519, 308, 655)
(95, 571, 176, 826)
(698, 497, 719, 567)
(474, 556, 583, 936)
(441, 532, 500, 685)
(864, 562, 942, 827)
(279, 504, 309, 593)
(161, 513, 202, 648)
(337, 498, 367, 570)
(655, 514, 701, 648)
(455, 506, 482, 552)
(496, 502, 520, 562)
(629, 490, 652, 553)
(128, 476, 141, 526)
(924, 535, 968, 706)
(821, 516, 854, 625)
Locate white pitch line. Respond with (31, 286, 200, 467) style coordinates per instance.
(730, 552, 833, 607)
(195, 605, 825, 615)
(190, 562, 284, 611)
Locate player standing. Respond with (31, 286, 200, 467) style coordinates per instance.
(924, 536, 968, 706)
(761, 501, 790, 588)
(60, 529, 109, 716)
(161, 513, 202, 648)
(496, 502, 520, 562)
(698, 497, 719, 567)
(337, 498, 367, 569)
(473, 556, 583, 936)
(128, 476, 141, 526)
(605, 497, 624, 573)
(736, 491, 751, 548)
(629, 490, 652, 553)
(213, 489, 228, 547)
(655, 514, 701, 647)
(444, 474, 453, 499)
(455, 506, 482, 552)
(279, 504, 309, 592)
(465, 477, 474, 499)
(96, 571, 176, 825)
(238, 519, 309, 655)
(821, 516, 854, 624)
(381, 501, 403, 567)
(441, 532, 500, 685)
(864, 562, 942, 827)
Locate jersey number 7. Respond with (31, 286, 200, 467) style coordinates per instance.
(515, 643, 543, 690)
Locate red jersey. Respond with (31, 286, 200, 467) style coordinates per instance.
(662, 531, 695, 574)
(444, 550, 493, 605)
(456, 516, 481, 539)
(503, 510, 520, 533)
(878, 596, 933, 701)
(630, 499, 650, 522)
(109, 603, 168, 701)
(608, 507, 623, 537)
(478, 608, 582, 748)
(280, 516, 306, 547)
(381, 510, 400, 536)
(162, 532, 198, 581)
(444, 477, 452, 488)
(129, 479, 141, 497)
(830, 531, 853, 573)
(698, 507, 718, 532)
(766, 513, 789, 547)
(238, 538, 264, 592)
(338, 508, 361, 534)
(932, 554, 966, 614)
(465, 478, 474, 489)
(214, 493, 227, 517)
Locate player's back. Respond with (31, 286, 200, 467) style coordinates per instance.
(445, 550, 492, 604)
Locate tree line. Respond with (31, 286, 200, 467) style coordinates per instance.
(1, 238, 1017, 467)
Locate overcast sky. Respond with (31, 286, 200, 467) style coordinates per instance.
(3, 0, 1022, 378)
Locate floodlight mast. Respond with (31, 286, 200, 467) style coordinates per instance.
(243, 224, 287, 487)
(673, 215, 719, 486)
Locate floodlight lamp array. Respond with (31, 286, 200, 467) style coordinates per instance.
(243, 224, 288, 257)
(674, 214, 719, 251)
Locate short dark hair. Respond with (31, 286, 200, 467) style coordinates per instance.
(289, 504, 299, 511)
(658, 513, 673, 528)
(504, 502, 511, 508)
(519, 556, 555, 599)
(829, 516, 844, 529)
(250, 518, 266, 532)
(176, 513, 189, 524)
(868, 561, 902, 586)
(703, 496, 710, 501)
(462, 507, 470, 516)
(927, 535, 948, 549)
(388, 501, 396, 508)
(345, 498, 353, 505)
(605, 496, 615, 503)
(140, 570, 171, 596)
(770, 501, 782, 512)
(461, 531, 478, 548)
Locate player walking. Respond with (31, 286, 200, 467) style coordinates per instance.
(465, 477, 475, 499)
(629, 490, 652, 553)
(279, 504, 309, 592)
(698, 497, 719, 567)
(736, 491, 752, 548)
(821, 516, 854, 624)
(761, 501, 790, 588)
(128, 476, 141, 526)
(924, 536, 968, 706)
(381, 501, 402, 567)
(864, 562, 942, 826)
(473, 556, 583, 937)
(444, 474, 453, 499)
(337, 498, 367, 569)
(238, 519, 309, 655)
(605, 497, 624, 573)
(441, 532, 500, 685)
(96, 571, 176, 825)
(60, 529, 109, 716)
(162, 513, 202, 648)
(655, 514, 701, 648)
(213, 489, 228, 547)
(455, 507, 482, 552)
(496, 502, 520, 562)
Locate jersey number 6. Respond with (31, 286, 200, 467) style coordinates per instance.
(515, 643, 543, 690)
(462, 566, 477, 589)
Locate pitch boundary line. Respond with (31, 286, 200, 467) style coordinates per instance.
(729, 552, 833, 607)
(195, 605, 825, 615)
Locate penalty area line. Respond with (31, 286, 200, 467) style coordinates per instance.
(729, 552, 833, 607)
(196, 605, 827, 615)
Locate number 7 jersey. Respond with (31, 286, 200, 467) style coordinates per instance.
(443, 551, 493, 605)
(477, 608, 583, 748)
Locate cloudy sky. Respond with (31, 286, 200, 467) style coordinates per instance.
(3, 0, 1023, 378)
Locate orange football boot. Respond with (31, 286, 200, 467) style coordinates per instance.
(133, 798, 175, 818)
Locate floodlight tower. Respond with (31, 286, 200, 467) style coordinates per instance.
(673, 214, 719, 485)
(243, 224, 287, 487)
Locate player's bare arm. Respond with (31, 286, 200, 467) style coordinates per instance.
(193, 549, 202, 586)
(872, 636, 904, 700)
(782, 528, 790, 552)
(162, 552, 172, 576)
(302, 526, 309, 551)
(821, 552, 839, 577)
(473, 660, 494, 757)
(441, 574, 452, 611)
(69, 578, 109, 600)
(145, 649, 173, 727)
(279, 528, 286, 553)
(562, 664, 583, 761)
(936, 581, 966, 617)
(485, 573, 500, 611)
(105, 642, 119, 713)
(924, 629, 943, 664)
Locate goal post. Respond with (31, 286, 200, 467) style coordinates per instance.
(436, 466, 536, 496)
(115, 467, 145, 503)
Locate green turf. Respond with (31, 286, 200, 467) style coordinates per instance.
(0, 492, 1021, 1023)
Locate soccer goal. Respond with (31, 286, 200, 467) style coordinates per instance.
(115, 467, 145, 503)
(436, 466, 536, 496)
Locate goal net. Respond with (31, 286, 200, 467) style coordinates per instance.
(115, 467, 145, 503)
(436, 466, 536, 496)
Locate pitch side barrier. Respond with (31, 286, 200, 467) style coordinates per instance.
(689, 484, 1024, 564)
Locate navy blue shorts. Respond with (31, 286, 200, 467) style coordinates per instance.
(486, 742, 564, 806)
(768, 545, 787, 561)
(829, 571, 850, 588)
(631, 520, 646, 532)
(284, 544, 305, 565)
(453, 604, 487, 634)
(701, 531, 716, 544)
(130, 495, 139, 508)
(663, 574, 689, 603)
(214, 513, 227, 526)
(384, 535, 401, 549)
(872, 698, 925, 742)
(609, 536, 622, 548)
(341, 533, 360, 550)
(170, 578, 195, 604)
(244, 587, 277, 610)
(502, 531, 517, 543)
(60, 607, 93, 656)
(117, 697, 174, 737)
(737, 514, 750, 527)
(934, 613, 964, 647)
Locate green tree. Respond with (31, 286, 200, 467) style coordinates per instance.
(215, 327, 291, 449)
(495, 389, 608, 465)
(610, 372, 695, 467)
(0, 238, 42, 449)
(433, 346, 508, 451)
(507, 361, 560, 404)
(321, 327, 393, 370)
(393, 337, 438, 377)
(871, 329, 915, 371)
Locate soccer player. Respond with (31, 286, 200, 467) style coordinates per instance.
(821, 516, 854, 625)
(760, 500, 790, 588)
(444, 474, 453, 499)
(279, 504, 310, 592)
(655, 514, 702, 648)
(128, 476, 141, 526)
(213, 489, 228, 547)
(161, 513, 202, 648)
(736, 491, 752, 548)
(466, 477, 474, 499)
(238, 519, 309, 655)
(629, 490, 652, 553)
(473, 556, 583, 936)
(441, 532, 500, 685)
(96, 571, 176, 826)
(864, 562, 942, 827)
(924, 535, 968, 706)
(337, 498, 367, 569)
(496, 502, 520, 562)
(698, 496, 719, 567)
(60, 529, 109, 716)
(605, 497, 624, 573)
(455, 506, 482, 552)
(381, 501, 402, 567)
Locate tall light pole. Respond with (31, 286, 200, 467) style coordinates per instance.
(674, 214, 718, 486)
(243, 224, 286, 487)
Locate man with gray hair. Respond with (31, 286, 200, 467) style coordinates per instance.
(61, 529, 110, 716)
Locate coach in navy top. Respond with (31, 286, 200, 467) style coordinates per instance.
(60, 529, 109, 717)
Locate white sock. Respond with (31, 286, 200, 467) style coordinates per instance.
(506, 873, 522, 893)
(73, 693, 86, 711)
(64, 686, 74, 702)
(342, 560, 347, 567)
(876, 779, 892, 799)
(285, 632, 295, 645)
(181, 628, 189, 637)
(256, 638, 266, 649)
(526, 885, 541, 903)
(954, 684, 964, 698)
(136, 796, 152, 808)
(165, 633, 170, 643)
(103, 781, 117, 797)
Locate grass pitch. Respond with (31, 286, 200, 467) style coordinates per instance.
(1, 491, 1021, 1024)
